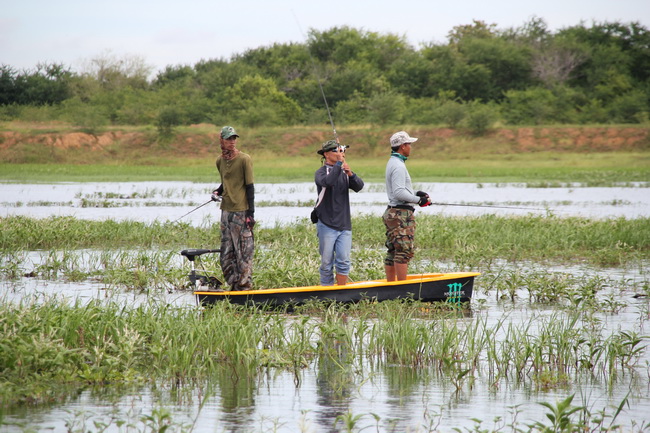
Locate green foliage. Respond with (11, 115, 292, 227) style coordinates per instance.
(2, 21, 650, 127)
(367, 91, 405, 125)
(0, 63, 73, 105)
(60, 97, 109, 133)
(463, 101, 498, 135)
(156, 106, 182, 137)
(334, 91, 368, 125)
(438, 100, 467, 128)
(225, 75, 302, 126)
(608, 89, 650, 123)
(503, 87, 558, 125)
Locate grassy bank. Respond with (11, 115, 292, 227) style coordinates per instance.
(1, 151, 649, 184)
(1, 123, 648, 183)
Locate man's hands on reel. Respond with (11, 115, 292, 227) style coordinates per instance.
(416, 190, 432, 207)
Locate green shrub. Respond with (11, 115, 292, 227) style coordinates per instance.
(464, 102, 498, 135)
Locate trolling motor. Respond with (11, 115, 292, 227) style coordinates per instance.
(180, 248, 224, 291)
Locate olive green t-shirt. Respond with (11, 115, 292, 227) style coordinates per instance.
(215, 152, 254, 212)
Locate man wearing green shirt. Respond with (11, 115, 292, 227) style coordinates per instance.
(212, 126, 255, 291)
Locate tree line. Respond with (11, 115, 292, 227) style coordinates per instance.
(1, 18, 649, 134)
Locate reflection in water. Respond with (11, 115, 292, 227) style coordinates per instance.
(315, 332, 354, 432)
(214, 365, 258, 433)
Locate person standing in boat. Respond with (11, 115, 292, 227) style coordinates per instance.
(314, 139, 365, 286)
(383, 131, 431, 281)
(211, 126, 255, 291)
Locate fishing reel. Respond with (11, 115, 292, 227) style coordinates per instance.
(338, 144, 348, 153)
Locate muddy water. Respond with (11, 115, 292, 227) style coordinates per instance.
(2, 181, 649, 227)
(1, 182, 649, 432)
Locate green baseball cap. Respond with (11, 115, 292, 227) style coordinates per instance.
(317, 139, 339, 155)
(221, 126, 239, 139)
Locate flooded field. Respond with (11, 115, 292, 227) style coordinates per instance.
(3, 262, 649, 432)
(2, 181, 650, 227)
(1, 181, 649, 432)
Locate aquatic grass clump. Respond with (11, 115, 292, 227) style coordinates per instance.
(0, 248, 190, 291)
(2, 215, 649, 268)
(0, 216, 220, 250)
(0, 299, 321, 408)
(0, 298, 647, 414)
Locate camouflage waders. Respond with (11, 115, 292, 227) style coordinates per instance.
(382, 207, 416, 266)
(220, 210, 254, 290)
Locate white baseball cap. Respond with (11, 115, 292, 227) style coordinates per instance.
(390, 131, 418, 147)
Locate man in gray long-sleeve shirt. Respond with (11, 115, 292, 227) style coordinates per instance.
(314, 139, 364, 285)
(383, 131, 431, 281)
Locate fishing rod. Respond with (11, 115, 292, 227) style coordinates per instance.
(292, 12, 342, 148)
(172, 196, 221, 223)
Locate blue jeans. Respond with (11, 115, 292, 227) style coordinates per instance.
(316, 221, 352, 285)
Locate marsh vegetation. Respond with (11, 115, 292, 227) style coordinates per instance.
(1, 209, 649, 431)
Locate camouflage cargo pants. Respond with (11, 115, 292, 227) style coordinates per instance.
(220, 210, 254, 291)
(382, 207, 416, 266)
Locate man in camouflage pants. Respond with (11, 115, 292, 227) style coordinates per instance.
(383, 131, 431, 281)
(212, 126, 255, 291)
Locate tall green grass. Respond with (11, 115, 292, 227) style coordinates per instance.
(1, 298, 646, 410)
(1, 215, 648, 269)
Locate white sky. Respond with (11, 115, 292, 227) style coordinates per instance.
(2, 0, 649, 76)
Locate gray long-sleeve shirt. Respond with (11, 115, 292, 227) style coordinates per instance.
(314, 162, 364, 231)
(385, 155, 420, 207)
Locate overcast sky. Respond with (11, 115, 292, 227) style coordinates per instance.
(2, 0, 649, 76)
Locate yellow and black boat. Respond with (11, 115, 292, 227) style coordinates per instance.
(182, 249, 479, 308)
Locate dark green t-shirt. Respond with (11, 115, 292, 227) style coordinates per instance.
(216, 152, 254, 212)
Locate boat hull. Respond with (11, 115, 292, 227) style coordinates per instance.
(195, 272, 478, 308)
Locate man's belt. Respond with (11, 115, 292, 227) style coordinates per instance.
(387, 205, 415, 212)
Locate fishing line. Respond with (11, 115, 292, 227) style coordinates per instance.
(292, 11, 338, 143)
(429, 202, 552, 211)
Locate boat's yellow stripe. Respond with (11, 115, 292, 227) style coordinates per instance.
(195, 272, 480, 296)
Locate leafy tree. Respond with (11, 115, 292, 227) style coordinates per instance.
(608, 89, 650, 123)
(153, 65, 196, 88)
(195, 58, 259, 99)
(0, 65, 19, 105)
(502, 87, 558, 125)
(437, 100, 467, 128)
(80, 51, 152, 91)
(453, 35, 533, 100)
(447, 20, 498, 44)
(422, 44, 493, 101)
(464, 101, 498, 135)
(367, 91, 405, 125)
(236, 43, 310, 85)
(2, 63, 73, 105)
(156, 106, 182, 136)
(556, 22, 649, 97)
(386, 51, 434, 97)
(321, 61, 378, 106)
(224, 75, 302, 126)
(308, 26, 411, 70)
(59, 96, 109, 132)
(334, 91, 368, 125)
(403, 97, 442, 125)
